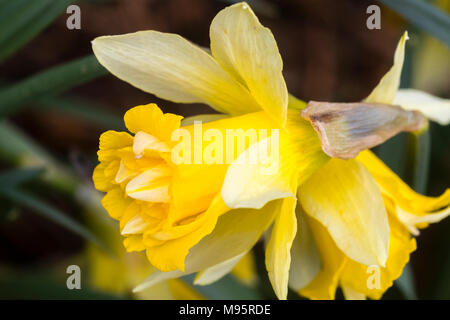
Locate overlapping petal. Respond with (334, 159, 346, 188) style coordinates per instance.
(92, 31, 261, 115)
(300, 159, 390, 267)
(210, 2, 288, 125)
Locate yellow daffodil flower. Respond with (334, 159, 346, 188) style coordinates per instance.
(92, 2, 450, 300)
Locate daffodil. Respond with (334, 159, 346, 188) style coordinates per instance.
(92, 2, 450, 300)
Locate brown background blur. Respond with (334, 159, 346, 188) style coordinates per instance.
(1, 0, 449, 299)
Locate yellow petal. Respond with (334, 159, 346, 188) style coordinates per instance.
(97, 130, 133, 162)
(101, 187, 131, 220)
(265, 195, 297, 300)
(144, 194, 229, 272)
(288, 94, 307, 110)
(115, 160, 137, 184)
(288, 205, 321, 291)
(133, 131, 170, 156)
(123, 235, 146, 252)
(124, 104, 182, 142)
(300, 159, 390, 267)
(125, 167, 171, 202)
(365, 32, 408, 104)
(299, 216, 346, 300)
(210, 2, 288, 125)
(93, 162, 118, 192)
(340, 212, 416, 300)
(92, 32, 260, 115)
(221, 136, 294, 209)
(393, 89, 450, 125)
(194, 251, 247, 286)
(357, 150, 450, 214)
(121, 215, 148, 235)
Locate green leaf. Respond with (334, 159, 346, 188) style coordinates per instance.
(0, 55, 107, 117)
(182, 274, 263, 300)
(0, 0, 74, 63)
(0, 188, 110, 254)
(378, 0, 450, 46)
(0, 167, 44, 191)
(39, 96, 124, 130)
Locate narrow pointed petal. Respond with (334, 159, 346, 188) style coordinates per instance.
(299, 216, 346, 300)
(393, 89, 450, 125)
(365, 32, 408, 104)
(357, 150, 450, 214)
(92, 32, 260, 115)
(397, 205, 450, 235)
(288, 206, 321, 291)
(265, 195, 298, 300)
(210, 2, 288, 125)
(300, 159, 390, 267)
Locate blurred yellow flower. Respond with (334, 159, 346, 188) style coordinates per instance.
(92, 2, 450, 300)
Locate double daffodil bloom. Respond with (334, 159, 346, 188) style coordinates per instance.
(92, 2, 450, 300)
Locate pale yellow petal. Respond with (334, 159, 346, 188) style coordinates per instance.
(210, 2, 288, 125)
(342, 286, 366, 300)
(300, 159, 390, 267)
(181, 114, 229, 127)
(365, 32, 408, 104)
(92, 32, 260, 115)
(288, 205, 321, 291)
(194, 251, 247, 286)
(393, 89, 450, 125)
(397, 205, 450, 236)
(221, 136, 294, 209)
(265, 195, 297, 300)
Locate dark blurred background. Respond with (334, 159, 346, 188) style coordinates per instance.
(0, 0, 448, 299)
